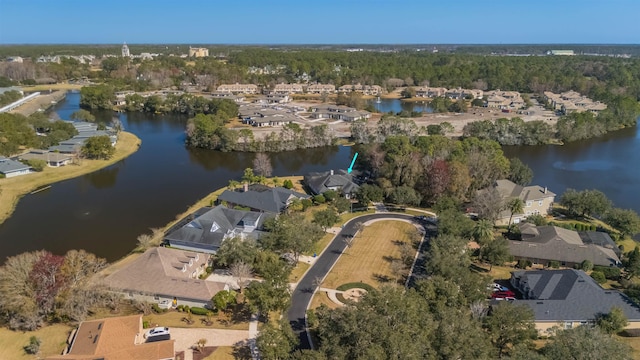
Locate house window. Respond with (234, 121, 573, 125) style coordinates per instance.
(564, 322, 572, 329)
(154, 295, 160, 301)
(538, 200, 543, 206)
(526, 201, 532, 207)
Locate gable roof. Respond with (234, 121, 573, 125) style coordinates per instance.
(217, 186, 310, 213)
(45, 315, 174, 360)
(103, 247, 226, 302)
(164, 205, 270, 251)
(0, 156, 31, 174)
(510, 223, 620, 267)
(511, 269, 640, 322)
(303, 169, 360, 195)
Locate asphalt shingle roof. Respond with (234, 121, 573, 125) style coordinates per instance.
(303, 169, 360, 195)
(164, 206, 272, 252)
(217, 186, 309, 213)
(510, 223, 620, 267)
(511, 269, 640, 322)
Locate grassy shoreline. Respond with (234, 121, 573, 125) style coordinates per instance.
(0, 131, 141, 225)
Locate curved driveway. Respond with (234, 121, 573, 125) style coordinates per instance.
(287, 213, 418, 350)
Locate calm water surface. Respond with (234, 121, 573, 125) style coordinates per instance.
(0, 94, 638, 261)
(0, 93, 353, 262)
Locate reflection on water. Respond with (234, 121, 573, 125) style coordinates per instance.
(371, 98, 434, 114)
(552, 160, 619, 172)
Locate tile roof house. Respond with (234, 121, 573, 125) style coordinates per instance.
(509, 269, 640, 334)
(304, 169, 360, 199)
(490, 179, 556, 225)
(45, 315, 174, 360)
(217, 184, 310, 214)
(103, 247, 228, 308)
(509, 223, 621, 268)
(164, 205, 273, 253)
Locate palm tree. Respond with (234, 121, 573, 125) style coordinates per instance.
(472, 219, 494, 245)
(507, 198, 525, 235)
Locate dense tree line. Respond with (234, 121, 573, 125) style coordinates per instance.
(0, 90, 22, 107)
(463, 95, 640, 145)
(351, 117, 510, 207)
(0, 113, 78, 156)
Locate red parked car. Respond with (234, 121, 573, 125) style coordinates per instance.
(491, 290, 516, 299)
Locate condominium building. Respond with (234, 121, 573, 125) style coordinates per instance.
(306, 84, 336, 94)
(189, 47, 209, 58)
(217, 83, 259, 94)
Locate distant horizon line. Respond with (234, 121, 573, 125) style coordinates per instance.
(1, 43, 639, 47)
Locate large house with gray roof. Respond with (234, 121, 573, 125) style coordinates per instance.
(488, 179, 556, 225)
(509, 269, 640, 334)
(217, 184, 310, 214)
(304, 169, 360, 199)
(102, 246, 228, 308)
(0, 156, 32, 178)
(509, 223, 621, 268)
(164, 205, 273, 254)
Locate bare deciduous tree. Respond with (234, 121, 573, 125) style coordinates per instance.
(137, 234, 153, 251)
(470, 300, 489, 320)
(472, 187, 505, 223)
(400, 243, 415, 266)
(134, 300, 153, 315)
(253, 153, 273, 177)
(390, 260, 404, 284)
(229, 261, 252, 292)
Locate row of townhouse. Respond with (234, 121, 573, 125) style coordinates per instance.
(238, 104, 298, 127)
(415, 86, 484, 100)
(543, 90, 607, 115)
(337, 84, 383, 96)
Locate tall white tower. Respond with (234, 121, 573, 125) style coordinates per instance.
(122, 42, 130, 57)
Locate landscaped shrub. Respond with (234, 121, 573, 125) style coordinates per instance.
(151, 303, 167, 313)
(176, 305, 185, 312)
(189, 306, 210, 316)
(548, 261, 560, 269)
(591, 271, 606, 284)
(580, 260, 594, 272)
(301, 198, 313, 210)
(24, 336, 41, 355)
(283, 179, 294, 189)
(313, 194, 326, 204)
(323, 190, 337, 202)
(593, 266, 621, 280)
(517, 259, 532, 269)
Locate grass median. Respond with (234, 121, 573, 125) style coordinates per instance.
(320, 220, 416, 290)
(0, 131, 141, 225)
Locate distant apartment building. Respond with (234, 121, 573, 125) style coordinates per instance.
(338, 84, 383, 96)
(309, 104, 371, 122)
(217, 83, 259, 94)
(6, 56, 23, 63)
(543, 91, 607, 115)
(121, 43, 130, 57)
(548, 50, 575, 56)
(270, 83, 304, 95)
(189, 47, 209, 58)
(306, 84, 336, 94)
(414, 86, 483, 99)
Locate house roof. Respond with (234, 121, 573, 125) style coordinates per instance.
(164, 205, 271, 250)
(494, 179, 556, 202)
(0, 156, 31, 174)
(217, 186, 310, 213)
(303, 169, 360, 195)
(511, 269, 640, 322)
(103, 247, 226, 302)
(45, 315, 174, 360)
(19, 151, 72, 163)
(510, 223, 621, 267)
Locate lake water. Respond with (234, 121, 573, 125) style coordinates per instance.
(0, 93, 638, 261)
(370, 98, 434, 114)
(0, 93, 354, 262)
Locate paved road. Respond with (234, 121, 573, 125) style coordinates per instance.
(287, 213, 418, 350)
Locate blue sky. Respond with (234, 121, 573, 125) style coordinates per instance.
(0, 0, 638, 44)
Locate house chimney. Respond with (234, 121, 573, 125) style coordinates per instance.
(543, 186, 547, 194)
(243, 183, 249, 192)
(330, 170, 334, 176)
